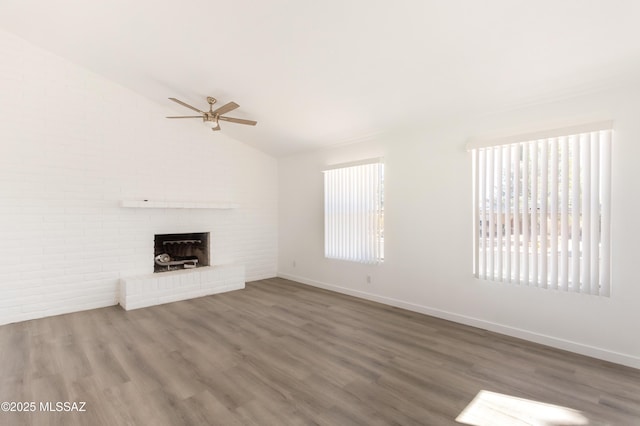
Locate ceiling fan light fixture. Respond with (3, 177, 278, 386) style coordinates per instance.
(203, 118, 218, 128)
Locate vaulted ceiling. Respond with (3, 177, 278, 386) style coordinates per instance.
(1, 0, 640, 156)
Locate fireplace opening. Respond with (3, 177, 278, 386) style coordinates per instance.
(154, 232, 210, 273)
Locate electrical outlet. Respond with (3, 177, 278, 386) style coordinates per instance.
(366, 275, 371, 284)
(293, 260, 296, 268)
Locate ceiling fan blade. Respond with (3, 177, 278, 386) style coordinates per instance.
(211, 125, 221, 131)
(212, 102, 239, 116)
(166, 116, 203, 119)
(168, 98, 205, 114)
(218, 116, 257, 126)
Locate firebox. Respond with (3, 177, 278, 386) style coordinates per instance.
(154, 232, 210, 273)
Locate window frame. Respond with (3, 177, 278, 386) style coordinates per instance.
(469, 122, 612, 296)
(323, 159, 385, 264)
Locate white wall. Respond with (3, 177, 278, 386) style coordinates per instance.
(278, 81, 640, 368)
(0, 29, 278, 325)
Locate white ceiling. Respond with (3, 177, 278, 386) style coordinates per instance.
(1, 1, 640, 156)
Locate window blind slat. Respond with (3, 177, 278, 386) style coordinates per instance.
(549, 137, 559, 290)
(571, 136, 581, 292)
(324, 173, 330, 257)
(560, 136, 569, 291)
(531, 143, 539, 286)
(363, 165, 368, 262)
(540, 139, 549, 288)
(505, 145, 512, 282)
(481, 150, 488, 280)
(480, 151, 489, 279)
(496, 147, 503, 281)
(522, 144, 530, 286)
(513, 145, 520, 284)
(473, 150, 480, 278)
(488, 149, 495, 280)
(342, 167, 346, 260)
(600, 130, 612, 296)
(358, 166, 362, 261)
(581, 133, 591, 293)
(590, 132, 600, 295)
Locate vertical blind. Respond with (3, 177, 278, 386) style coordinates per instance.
(324, 160, 384, 264)
(471, 124, 612, 296)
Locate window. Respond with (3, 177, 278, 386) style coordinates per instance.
(470, 122, 612, 296)
(324, 159, 384, 264)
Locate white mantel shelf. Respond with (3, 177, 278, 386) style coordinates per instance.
(121, 200, 239, 209)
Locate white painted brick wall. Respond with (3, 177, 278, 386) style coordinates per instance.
(0, 29, 278, 325)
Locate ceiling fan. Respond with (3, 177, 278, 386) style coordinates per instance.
(166, 96, 257, 131)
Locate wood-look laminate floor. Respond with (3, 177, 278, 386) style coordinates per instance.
(1, 277, 639, 425)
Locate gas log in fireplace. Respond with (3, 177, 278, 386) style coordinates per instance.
(154, 232, 210, 273)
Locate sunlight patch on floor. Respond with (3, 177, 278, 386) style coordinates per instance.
(456, 390, 591, 426)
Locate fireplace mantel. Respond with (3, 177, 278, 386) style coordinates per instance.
(121, 200, 239, 209)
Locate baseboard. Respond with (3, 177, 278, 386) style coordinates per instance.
(277, 272, 640, 370)
(246, 273, 279, 283)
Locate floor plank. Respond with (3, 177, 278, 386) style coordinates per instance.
(1, 277, 639, 425)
